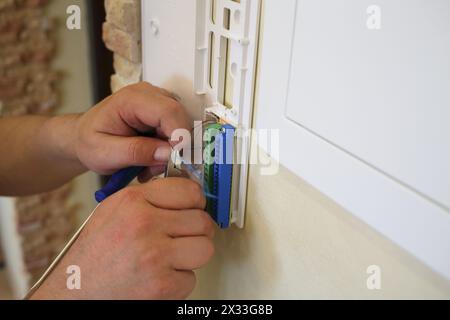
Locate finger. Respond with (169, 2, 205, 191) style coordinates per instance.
(157, 271, 196, 300)
(170, 237, 215, 271)
(115, 82, 192, 140)
(138, 166, 166, 183)
(139, 178, 206, 210)
(98, 135, 172, 170)
(129, 81, 176, 99)
(157, 88, 182, 103)
(130, 82, 181, 104)
(170, 271, 196, 299)
(162, 210, 215, 239)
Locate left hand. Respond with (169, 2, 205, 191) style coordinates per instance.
(73, 82, 191, 179)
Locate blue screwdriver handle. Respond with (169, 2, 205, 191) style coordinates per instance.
(95, 166, 146, 203)
(95, 129, 158, 203)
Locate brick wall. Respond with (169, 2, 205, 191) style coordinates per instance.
(0, 0, 58, 116)
(103, 0, 142, 93)
(0, 0, 76, 284)
(16, 186, 79, 281)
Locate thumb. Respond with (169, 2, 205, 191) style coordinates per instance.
(99, 135, 172, 171)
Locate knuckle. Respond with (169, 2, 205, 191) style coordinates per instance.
(156, 273, 196, 300)
(116, 82, 149, 101)
(140, 246, 164, 268)
(120, 213, 155, 239)
(146, 177, 164, 191)
(195, 191, 207, 209)
(117, 84, 136, 97)
(131, 210, 157, 234)
(179, 273, 196, 299)
(136, 81, 153, 90)
(127, 139, 141, 163)
(189, 272, 197, 291)
(197, 211, 215, 236)
(165, 100, 183, 115)
(117, 192, 156, 231)
(189, 180, 202, 194)
(151, 277, 175, 299)
(202, 239, 215, 263)
(186, 180, 204, 199)
(119, 187, 141, 204)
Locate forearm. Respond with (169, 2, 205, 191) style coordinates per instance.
(0, 83, 190, 196)
(0, 115, 87, 196)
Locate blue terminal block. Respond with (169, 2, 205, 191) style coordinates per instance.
(204, 124, 235, 229)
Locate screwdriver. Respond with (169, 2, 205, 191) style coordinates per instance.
(94, 129, 158, 203)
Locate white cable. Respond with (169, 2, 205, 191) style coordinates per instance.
(24, 203, 102, 299)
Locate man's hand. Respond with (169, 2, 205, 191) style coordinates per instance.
(74, 82, 191, 179)
(30, 178, 215, 300)
(0, 82, 216, 299)
(0, 82, 191, 195)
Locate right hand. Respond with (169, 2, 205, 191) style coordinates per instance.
(30, 178, 216, 300)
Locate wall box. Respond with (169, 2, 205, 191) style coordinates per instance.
(142, 0, 261, 228)
(256, 0, 450, 279)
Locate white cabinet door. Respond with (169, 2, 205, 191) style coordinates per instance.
(256, 0, 450, 279)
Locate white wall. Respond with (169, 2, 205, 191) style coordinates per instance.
(47, 0, 99, 223)
(140, 0, 450, 299)
(190, 0, 450, 299)
(191, 151, 450, 299)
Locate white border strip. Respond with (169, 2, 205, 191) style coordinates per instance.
(0, 197, 29, 299)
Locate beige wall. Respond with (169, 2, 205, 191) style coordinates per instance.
(102, 0, 450, 299)
(47, 0, 99, 222)
(192, 154, 450, 299)
(191, 1, 450, 297)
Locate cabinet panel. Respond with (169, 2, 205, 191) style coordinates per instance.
(256, 0, 450, 279)
(286, 0, 450, 209)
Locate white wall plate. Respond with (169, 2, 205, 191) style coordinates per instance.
(142, 0, 261, 228)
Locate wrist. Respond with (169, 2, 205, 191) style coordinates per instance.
(42, 114, 87, 175)
(28, 272, 85, 300)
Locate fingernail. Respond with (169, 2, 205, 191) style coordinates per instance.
(154, 146, 172, 162)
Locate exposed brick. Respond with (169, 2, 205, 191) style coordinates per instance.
(105, 0, 141, 36)
(113, 53, 141, 83)
(111, 73, 136, 93)
(0, 0, 77, 283)
(103, 21, 141, 63)
(0, 77, 26, 99)
(25, 0, 49, 8)
(103, 0, 142, 94)
(0, 0, 15, 11)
